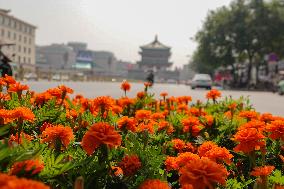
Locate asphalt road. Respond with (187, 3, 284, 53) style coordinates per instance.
(24, 81, 284, 116)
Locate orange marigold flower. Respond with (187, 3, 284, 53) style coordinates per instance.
(164, 156, 179, 171)
(184, 142, 195, 153)
(137, 122, 155, 134)
(158, 121, 174, 134)
(232, 128, 266, 153)
(46, 87, 62, 98)
(250, 166, 275, 177)
(111, 105, 123, 115)
(111, 166, 123, 177)
(144, 82, 152, 87)
(238, 120, 266, 132)
(260, 113, 274, 123)
(198, 141, 233, 164)
(177, 104, 188, 112)
(0, 92, 10, 100)
(206, 89, 221, 100)
(160, 92, 168, 97)
(179, 157, 228, 189)
(8, 82, 29, 94)
(224, 111, 232, 119)
(182, 117, 203, 136)
(42, 125, 74, 148)
(139, 179, 170, 189)
(81, 122, 121, 155)
(204, 115, 214, 127)
(188, 107, 206, 117)
(172, 139, 185, 152)
(119, 154, 142, 176)
(9, 132, 33, 145)
(266, 120, 284, 141)
(9, 159, 44, 176)
(58, 85, 73, 95)
(121, 81, 131, 92)
(0, 173, 50, 189)
(175, 152, 200, 168)
(137, 91, 146, 99)
(92, 96, 114, 113)
(117, 116, 136, 132)
(135, 109, 152, 120)
(2, 74, 16, 85)
(228, 102, 237, 110)
(117, 97, 134, 108)
(151, 112, 165, 120)
(34, 92, 52, 105)
(12, 107, 35, 122)
(238, 110, 259, 120)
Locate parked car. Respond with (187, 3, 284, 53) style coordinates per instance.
(278, 80, 284, 95)
(191, 74, 212, 90)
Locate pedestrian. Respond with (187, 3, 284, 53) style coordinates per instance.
(0, 52, 13, 77)
(146, 70, 154, 85)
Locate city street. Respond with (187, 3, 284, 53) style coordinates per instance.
(25, 81, 284, 116)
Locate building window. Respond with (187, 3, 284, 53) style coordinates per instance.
(19, 35, 22, 41)
(18, 46, 21, 52)
(1, 29, 4, 36)
(7, 31, 11, 39)
(0, 15, 2, 24)
(28, 48, 31, 54)
(13, 33, 16, 40)
(24, 36, 27, 43)
(14, 21, 17, 29)
(28, 58, 31, 63)
(18, 56, 21, 63)
(23, 57, 26, 63)
(23, 47, 26, 53)
(28, 38, 31, 44)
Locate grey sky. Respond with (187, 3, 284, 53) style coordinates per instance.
(0, 0, 232, 67)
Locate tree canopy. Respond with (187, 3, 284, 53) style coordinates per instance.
(191, 0, 284, 85)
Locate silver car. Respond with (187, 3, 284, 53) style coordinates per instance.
(191, 74, 212, 90)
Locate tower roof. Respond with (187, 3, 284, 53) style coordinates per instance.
(140, 35, 170, 50)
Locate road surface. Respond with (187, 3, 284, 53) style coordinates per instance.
(24, 81, 284, 116)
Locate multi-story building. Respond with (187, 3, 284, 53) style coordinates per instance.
(0, 9, 36, 69)
(137, 35, 172, 71)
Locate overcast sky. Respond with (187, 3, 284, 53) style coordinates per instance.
(0, 0, 232, 67)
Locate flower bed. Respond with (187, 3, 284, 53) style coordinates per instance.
(0, 76, 283, 189)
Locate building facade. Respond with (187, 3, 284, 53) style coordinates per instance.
(137, 35, 172, 71)
(0, 9, 36, 67)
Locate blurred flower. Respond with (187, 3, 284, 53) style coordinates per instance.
(2, 74, 16, 85)
(121, 81, 131, 92)
(8, 82, 29, 94)
(238, 110, 259, 120)
(259, 113, 274, 123)
(164, 156, 179, 171)
(182, 117, 202, 136)
(150, 112, 165, 120)
(204, 115, 214, 127)
(135, 110, 152, 120)
(266, 120, 284, 141)
(119, 154, 141, 176)
(250, 166, 275, 176)
(0, 173, 50, 189)
(9, 132, 33, 145)
(198, 141, 233, 164)
(238, 120, 266, 132)
(92, 96, 114, 113)
(175, 152, 200, 168)
(179, 157, 228, 189)
(12, 107, 35, 122)
(81, 122, 121, 155)
(42, 125, 74, 149)
(9, 159, 44, 176)
(206, 89, 221, 101)
(160, 92, 168, 97)
(139, 179, 170, 189)
(111, 166, 123, 177)
(117, 116, 136, 132)
(171, 139, 185, 152)
(137, 91, 146, 99)
(232, 128, 266, 153)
